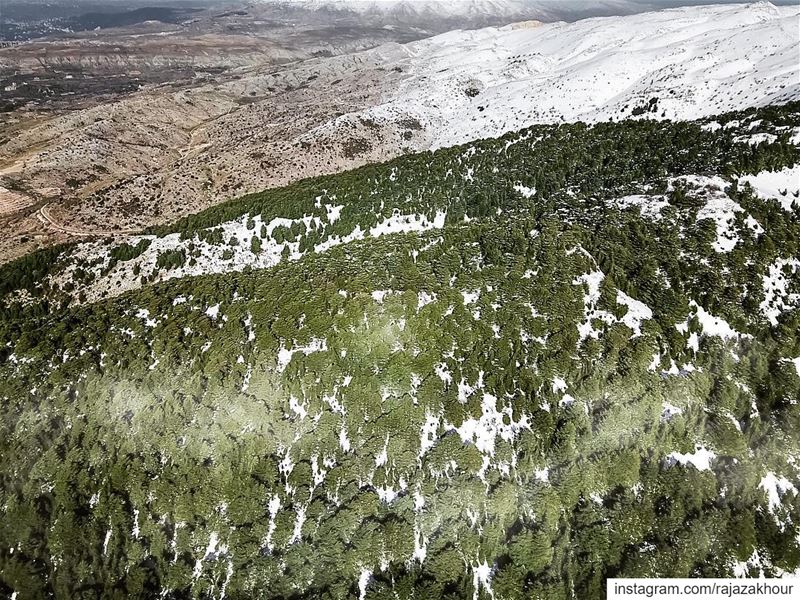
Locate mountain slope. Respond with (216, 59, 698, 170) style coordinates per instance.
(2, 2, 797, 265)
(312, 1, 800, 149)
(267, 0, 701, 23)
(1, 103, 799, 599)
(276, 0, 536, 17)
(4, 103, 799, 309)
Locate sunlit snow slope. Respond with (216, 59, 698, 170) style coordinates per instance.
(312, 1, 800, 149)
(277, 0, 537, 18)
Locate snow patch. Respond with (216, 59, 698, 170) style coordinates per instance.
(761, 258, 800, 326)
(759, 472, 798, 526)
(740, 165, 800, 212)
(616, 291, 653, 338)
(613, 194, 669, 220)
(358, 568, 372, 600)
(369, 209, 447, 237)
(513, 183, 536, 198)
(453, 393, 529, 457)
(665, 445, 716, 471)
(661, 402, 683, 422)
(472, 559, 494, 600)
(276, 338, 328, 373)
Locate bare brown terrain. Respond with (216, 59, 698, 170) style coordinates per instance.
(0, 2, 444, 263)
(0, 44, 431, 263)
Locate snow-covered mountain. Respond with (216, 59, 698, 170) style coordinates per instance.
(266, 0, 652, 26)
(265, 0, 795, 24)
(277, 0, 532, 15)
(270, 0, 533, 19)
(305, 1, 800, 149)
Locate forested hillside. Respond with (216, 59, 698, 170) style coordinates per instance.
(2, 103, 799, 311)
(1, 103, 799, 599)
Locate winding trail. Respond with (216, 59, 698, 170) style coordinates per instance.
(37, 204, 140, 237)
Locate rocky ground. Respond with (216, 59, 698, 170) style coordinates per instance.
(0, 41, 425, 263)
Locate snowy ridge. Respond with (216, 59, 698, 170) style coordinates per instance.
(314, 2, 800, 149)
(45, 208, 447, 304)
(267, 0, 700, 23)
(272, 0, 535, 18)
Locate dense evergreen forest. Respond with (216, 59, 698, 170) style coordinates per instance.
(1, 103, 799, 599)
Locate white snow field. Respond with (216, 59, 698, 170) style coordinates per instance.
(309, 1, 800, 149)
(739, 165, 800, 212)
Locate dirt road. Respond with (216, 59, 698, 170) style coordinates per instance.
(37, 204, 139, 237)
